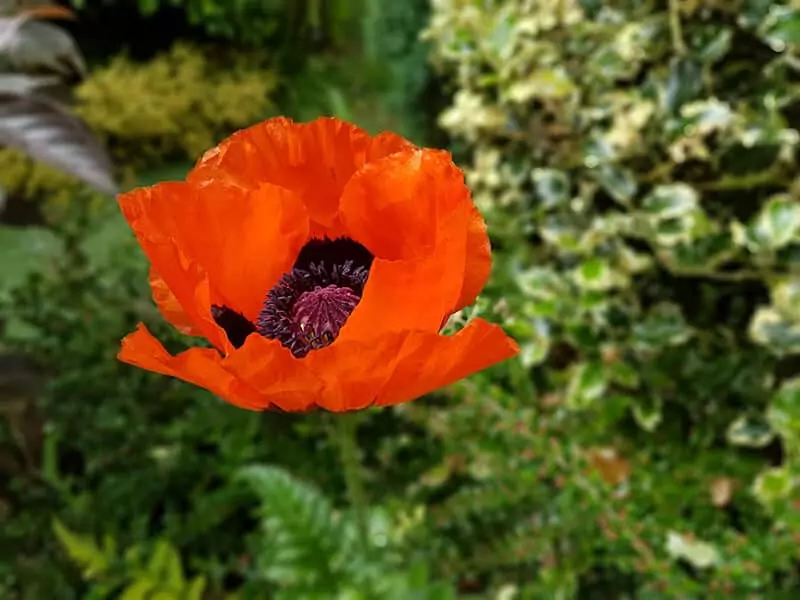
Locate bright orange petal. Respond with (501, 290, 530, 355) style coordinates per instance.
(341, 204, 470, 338)
(120, 180, 309, 335)
(187, 117, 414, 231)
(172, 181, 310, 320)
(118, 324, 267, 410)
(337, 149, 487, 337)
(119, 183, 228, 350)
(455, 204, 492, 311)
(374, 319, 520, 407)
(339, 150, 452, 260)
(120, 324, 325, 412)
(222, 335, 324, 412)
(301, 334, 411, 412)
(298, 319, 519, 411)
(148, 267, 203, 337)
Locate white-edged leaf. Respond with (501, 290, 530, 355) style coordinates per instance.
(665, 531, 720, 569)
(0, 16, 85, 79)
(0, 72, 60, 93)
(0, 13, 27, 51)
(0, 91, 117, 195)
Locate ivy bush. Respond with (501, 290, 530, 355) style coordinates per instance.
(419, 0, 800, 596)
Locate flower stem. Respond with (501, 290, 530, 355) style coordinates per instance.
(331, 411, 370, 546)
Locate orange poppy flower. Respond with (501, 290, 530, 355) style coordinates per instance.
(117, 117, 519, 412)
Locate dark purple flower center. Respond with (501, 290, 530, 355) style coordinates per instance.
(211, 238, 373, 358)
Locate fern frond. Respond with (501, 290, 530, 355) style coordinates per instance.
(238, 465, 347, 589)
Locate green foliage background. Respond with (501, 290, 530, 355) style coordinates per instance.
(3, 0, 800, 598)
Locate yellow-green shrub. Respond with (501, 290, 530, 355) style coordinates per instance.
(0, 149, 81, 208)
(75, 43, 278, 168)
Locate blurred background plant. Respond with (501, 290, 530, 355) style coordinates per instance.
(3, 0, 800, 598)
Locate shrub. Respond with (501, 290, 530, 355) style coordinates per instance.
(0, 152, 83, 219)
(421, 0, 800, 596)
(0, 209, 327, 598)
(75, 42, 277, 169)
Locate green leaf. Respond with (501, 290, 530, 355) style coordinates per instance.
(632, 396, 662, 432)
(532, 168, 570, 210)
(631, 304, 692, 351)
(697, 26, 733, 63)
(487, 5, 516, 61)
(573, 257, 623, 291)
(680, 99, 734, 134)
(767, 378, 800, 450)
(517, 267, 571, 303)
(726, 415, 775, 448)
(607, 360, 639, 389)
(748, 307, 800, 355)
(52, 519, 111, 580)
(589, 46, 638, 81)
(517, 316, 551, 368)
(642, 184, 698, 219)
(761, 7, 800, 50)
(146, 540, 184, 589)
(238, 465, 347, 587)
(138, 0, 161, 16)
(663, 232, 734, 271)
(770, 277, 800, 321)
(591, 164, 638, 205)
(507, 68, 577, 103)
(665, 531, 720, 569)
(186, 576, 207, 600)
(566, 362, 607, 410)
(749, 195, 800, 250)
(740, 0, 776, 28)
(665, 57, 703, 113)
(119, 579, 155, 600)
(753, 467, 795, 505)
(540, 215, 581, 251)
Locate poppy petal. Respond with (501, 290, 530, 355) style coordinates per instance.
(342, 202, 471, 338)
(119, 183, 229, 350)
(148, 267, 203, 337)
(187, 117, 414, 231)
(120, 180, 309, 329)
(175, 181, 310, 320)
(455, 204, 492, 312)
(302, 333, 411, 412)
(339, 149, 461, 261)
(300, 319, 518, 411)
(337, 149, 483, 336)
(120, 324, 324, 412)
(118, 323, 267, 410)
(222, 335, 324, 412)
(374, 319, 520, 407)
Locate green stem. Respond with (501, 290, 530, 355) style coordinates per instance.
(332, 412, 370, 546)
(668, 0, 687, 56)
